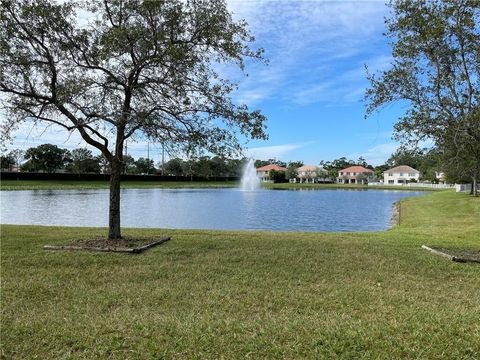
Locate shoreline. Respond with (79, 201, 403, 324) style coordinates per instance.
(390, 201, 401, 228)
(0, 179, 447, 192)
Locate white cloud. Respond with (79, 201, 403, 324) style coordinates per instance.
(350, 142, 399, 166)
(291, 54, 393, 106)
(225, 0, 389, 106)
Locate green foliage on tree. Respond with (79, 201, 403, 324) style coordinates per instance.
(357, 157, 367, 168)
(269, 169, 286, 183)
(134, 157, 155, 175)
(286, 166, 298, 180)
(66, 148, 101, 174)
(254, 160, 270, 168)
(122, 155, 136, 174)
(285, 161, 303, 179)
(0, 0, 267, 238)
(288, 161, 304, 168)
(23, 144, 71, 173)
(209, 156, 228, 179)
(0, 153, 15, 170)
(8, 149, 25, 168)
(193, 156, 214, 179)
(439, 109, 480, 190)
(164, 158, 184, 177)
(320, 157, 357, 180)
(374, 164, 390, 180)
(366, 0, 480, 194)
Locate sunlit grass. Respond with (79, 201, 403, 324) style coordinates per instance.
(0, 179, 238, 190)
(1, 191, 479, 358)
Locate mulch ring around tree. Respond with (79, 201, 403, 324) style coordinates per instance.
(422, 245, 480, 264)
(44, 236, 171, 254)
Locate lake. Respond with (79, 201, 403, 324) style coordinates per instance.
(0, 188, 425, 232)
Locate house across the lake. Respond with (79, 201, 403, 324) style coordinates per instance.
(337, 166, 374, 184)
(435, 171, 446, 184)
(383, 165, 420, 185)
(291, 165, 330, 183)
(256, 164, 287, 182)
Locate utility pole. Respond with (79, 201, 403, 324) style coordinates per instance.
(124, 140, 128, 174)
(161, 142, 165, 176)
(147, 142, 150, 174)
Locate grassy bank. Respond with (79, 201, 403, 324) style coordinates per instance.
(1, 179, 445, 191)
(0, 179, 238, 190)
(1, 191, 479, 359)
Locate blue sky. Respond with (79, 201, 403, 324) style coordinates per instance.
(3, 1, 407, 166)
(229, 0, 404, 166)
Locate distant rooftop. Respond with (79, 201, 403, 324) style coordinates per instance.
(339, 166, 373, 173)
(256, 164, 288, 172)
(384, 165, 419, 173)
(297, 165, 322, 171)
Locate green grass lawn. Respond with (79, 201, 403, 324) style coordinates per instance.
(1, 191, 479, 359)
(0, 179, 238, 190)
(1, 178, 444, 191)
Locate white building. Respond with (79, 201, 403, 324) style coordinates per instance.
(337, 166, 375, 184)
(256, 164, 287, 182)
(436, 171, 446, 184)
(383, 165, 420, 185)
(294, 165, 329, 183)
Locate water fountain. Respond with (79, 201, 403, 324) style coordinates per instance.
(240, 158, 260, 191)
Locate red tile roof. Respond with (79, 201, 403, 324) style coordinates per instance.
(339, 166, 374, 173)
(256, 164, 287, 171)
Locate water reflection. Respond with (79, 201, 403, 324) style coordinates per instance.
(0, 188, 424, 232)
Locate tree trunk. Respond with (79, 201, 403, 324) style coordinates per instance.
(108, 160, 122, 239)
(473, 177, 478, 197)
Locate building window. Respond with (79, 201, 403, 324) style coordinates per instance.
(400, 173, 404, 176)
(388, 180, 394, 184)
(408, 173, 416, 177)
(388, 173, 393, 176)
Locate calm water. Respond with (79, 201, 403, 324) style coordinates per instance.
(0, 188, 424, 232)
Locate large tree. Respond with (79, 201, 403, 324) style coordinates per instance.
(365, 0, 480, 195)
(24, 143, 71, 173)
(439, 108, 480, 189)
(164, 157, 184, 177)
(1, 0, 267, 238)
(67, 148, 101, 174)
(134, 157, 155, 174)
(0, 153, 15, 170)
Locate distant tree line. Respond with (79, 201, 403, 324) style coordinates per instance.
(0, 143, 247, 178)
(1, 143, 466, 184)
